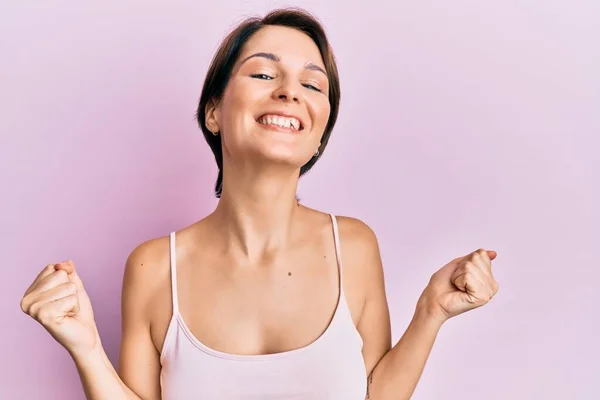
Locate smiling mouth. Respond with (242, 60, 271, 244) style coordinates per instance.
(256, 114, 304, 131)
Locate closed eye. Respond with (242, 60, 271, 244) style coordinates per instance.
(303, 83, 322, 92)
(251, 73, 274, 80)
(251, 73, 322, 93)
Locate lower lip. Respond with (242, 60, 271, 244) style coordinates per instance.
(256, 120, 301, 133)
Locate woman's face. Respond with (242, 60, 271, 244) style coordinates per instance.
(207, 25, 331, 169)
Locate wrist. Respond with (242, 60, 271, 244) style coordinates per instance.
(69, 341, 106, 367)
(412, 306, 445, 332)
(415, 291, 448, 328)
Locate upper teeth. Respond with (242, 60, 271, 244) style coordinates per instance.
(259, 115, 301, 130)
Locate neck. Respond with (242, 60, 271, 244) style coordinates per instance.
(210, 163, 302, 261)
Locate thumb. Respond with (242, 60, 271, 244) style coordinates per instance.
(55, 260, 86, 292)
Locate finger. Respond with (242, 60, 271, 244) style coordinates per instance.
(56, 261, 85, 292)
(36, 294, 80, 325)
(453, 269, 468, 292)
(27, 282, 78, 316)
(465, 249, 497, 261)
(24, 264, 57, 296)
(55, 260, 75, 275)
(471, 248, 492, 261)
(456, 260, 498, 301)
(21, 270, 71, 313)
(57, 293, 80, 317)
(452, 261, 486, 292)
(453, 269, 487, 304)
(470, 249, 497, 276)
(32, 270, 70, 294)
(453, 269, 483, 297)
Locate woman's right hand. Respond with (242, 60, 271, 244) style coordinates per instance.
(20, 261, 101, 358)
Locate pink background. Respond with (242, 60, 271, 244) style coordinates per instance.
(2, 1, 599, 399)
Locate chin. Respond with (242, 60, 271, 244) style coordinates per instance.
(232, 126, 314, 167)
(259, 147, 310, 168)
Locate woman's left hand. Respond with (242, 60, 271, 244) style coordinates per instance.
(418, 248, 499, 323)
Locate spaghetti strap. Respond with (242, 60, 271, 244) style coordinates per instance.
(329, 214, 343, 282)
(159, 217, 368, 398)
(169, 232, 179, 316)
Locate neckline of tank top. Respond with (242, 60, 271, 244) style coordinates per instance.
(169, 285, 357, 361)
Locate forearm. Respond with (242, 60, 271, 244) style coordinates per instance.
(72, 347, 141, 400)
(367, 310, 444, 400)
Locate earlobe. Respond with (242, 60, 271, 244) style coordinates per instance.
(205, 98, 220, 134)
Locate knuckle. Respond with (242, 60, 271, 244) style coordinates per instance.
(30, 297, 45, 312)
(65, 282, 78, 294)
(29, 302, 39, 317)
(54, 270, 69, 283)
(36, 307, 51, 325)
(65, 294, 79, 311)
(20, 297, 29, 314)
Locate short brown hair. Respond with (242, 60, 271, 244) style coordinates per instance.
(196, 8, 341, 198)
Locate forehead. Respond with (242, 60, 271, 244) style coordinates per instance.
(239, 25, 325, 68)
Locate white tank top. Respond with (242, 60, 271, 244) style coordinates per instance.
(159, 214, 367, 399)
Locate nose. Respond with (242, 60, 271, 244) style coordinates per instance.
(272, 79, 300, 104)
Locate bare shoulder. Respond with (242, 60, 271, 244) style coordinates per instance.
(335, 215, 381, 265)
(118, 235, 173, 398)
(334, 215, 384, 294)
(335, 215, 391, 372)
(122, 235, 172, 318)
(296, 208, 382, 281)
(333, 215, 387, 324)
(124, 236, 170, 287)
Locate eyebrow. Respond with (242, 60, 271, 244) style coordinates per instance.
(240, 52, 328, 77)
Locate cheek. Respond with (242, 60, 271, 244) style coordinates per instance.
(220, 80, 265, 129)
(221, 83, 244, 117)
(312, 98, 331, 131)
(219, 88, 248, 131)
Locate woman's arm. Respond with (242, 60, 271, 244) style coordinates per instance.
(71, 347, 144, 400)
(74, 241, 164, 400)
(343, 218, 498, 399)
(364, 307, 442, 399)
(117, 241, 164, 399)
(367, 249, 498, 399)
(20, 256, 158, 400)
(341, 219, 436, 399)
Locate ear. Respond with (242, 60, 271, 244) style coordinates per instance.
(205, 98, 221, 134)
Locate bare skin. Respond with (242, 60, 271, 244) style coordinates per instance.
(20, 22, 498, 400)
(118, 205, 390, 399)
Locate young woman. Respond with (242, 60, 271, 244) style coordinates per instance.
(20, 8, 499, 400)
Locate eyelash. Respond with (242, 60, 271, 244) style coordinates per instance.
(250, 74, 322, 93)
